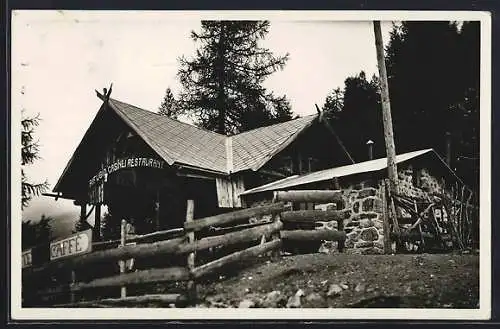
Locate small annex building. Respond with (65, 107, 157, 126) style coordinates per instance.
(240, 149, 478, 254)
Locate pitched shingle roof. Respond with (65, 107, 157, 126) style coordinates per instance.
(231, 115, 317, 172)
(109, 98, 227, 173)
(107, 97, 318, 174)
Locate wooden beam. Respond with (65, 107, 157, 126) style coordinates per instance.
(258, 169, 288, 178)
(390, 231, 435, 240)
(381, 180, 392, 254)
(273, 190, 343, 203)
(37, 267, 189, 296)
(42, 192, 70, 200)
(23, 237, 185, 277)
(281, 209, 349, 223)
(176, 172, 215, 180)
(192, 239, 281, 279)
(155, 189, 161, 231)
(178, 220, 282, 254)
(316, 104, 355, 164)
(73, 267, 189, 292)
(281, 229, 346, 242)
(185, 200, 196, 302)
(119, 219, 127, 298)
(205, 221, 272, 234)
(94, 204, 101, 241)
(79, 204, 87, 221)
(54, 293, 187, 308)
(184, 202, 285, 232)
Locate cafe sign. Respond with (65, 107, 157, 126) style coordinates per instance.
(89, 157, 165, 187)
(22, 249, 32, 268)
(50, 229, 92, 261)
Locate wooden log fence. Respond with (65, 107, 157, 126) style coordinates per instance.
(22, 189, 351, 307)
(273, 190, 343, 203)
(281, 229, 346, 242)
(274, 189, 346, 254)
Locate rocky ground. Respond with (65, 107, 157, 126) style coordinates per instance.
(193, 252, 479, 308)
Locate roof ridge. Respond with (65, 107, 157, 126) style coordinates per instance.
(109, 97, 319, 140)
(231, 113, 318, 137)
(109, 98, 226, 138)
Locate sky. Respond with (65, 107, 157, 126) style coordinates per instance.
(12, 11, 394, 222)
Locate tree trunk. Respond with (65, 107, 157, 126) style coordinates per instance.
(217, 22, 226, 134)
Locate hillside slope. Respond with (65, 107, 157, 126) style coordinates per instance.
(194, 253, 479, 308)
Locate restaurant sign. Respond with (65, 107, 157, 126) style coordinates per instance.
(22, 249, 32, 268)
(89, 157, 165, 186)
(50, 229, 92, 261)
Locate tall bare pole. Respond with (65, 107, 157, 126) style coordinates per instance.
(373, 21, 398, 194)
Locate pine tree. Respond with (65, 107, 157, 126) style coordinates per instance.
(178, 21, 293, 135)
(158, 87, 180, 118)
(21, 112, 49, 210)
(322, 87, 344, 116)
(22, 214, 52, 249)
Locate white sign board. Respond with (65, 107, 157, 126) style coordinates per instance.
(22, 249, 32, 268)
(50, 229, 92, 261)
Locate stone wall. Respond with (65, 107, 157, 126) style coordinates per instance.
(339, 185, 386, 255)
(397, 165, 445, 199)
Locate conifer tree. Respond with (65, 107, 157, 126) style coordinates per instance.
(178, 21, 293, 135)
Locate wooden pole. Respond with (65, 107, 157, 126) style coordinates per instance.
(119, 219, 127, 298)
(414, 200, 425, 252)
(70, 270, 76, 304)
(445, 131, 452, 167)
(460, 185, 466, 244)
(155, 189, 161, 231)
(270, 213, 281, 260)
(79, 203, 87, 228)
(381, 180, 392, 254)
(337, 217, 345, 253)
(373, 21, 398, 195)
(185, 200, 197, 304)
(94, 204, 101, 241)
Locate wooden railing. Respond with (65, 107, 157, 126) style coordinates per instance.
(22, 190, 347, 307)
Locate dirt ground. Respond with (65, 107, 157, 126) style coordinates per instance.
(194, 252, 479, 308)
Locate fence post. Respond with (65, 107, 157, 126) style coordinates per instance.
(336, 197, 345, 253)
(270, 212, 281, 261)
(70, 270, 76, 304)
(185, 200, 197, 304)
(119, 219, 127, 298)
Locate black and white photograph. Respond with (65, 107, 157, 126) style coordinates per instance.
(11, 10, 491, 320)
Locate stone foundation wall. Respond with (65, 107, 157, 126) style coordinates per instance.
(340, 185, 386, 254)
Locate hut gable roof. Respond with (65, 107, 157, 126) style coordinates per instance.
(54, 95, 320, 194)
(108, 97, 318, 174)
